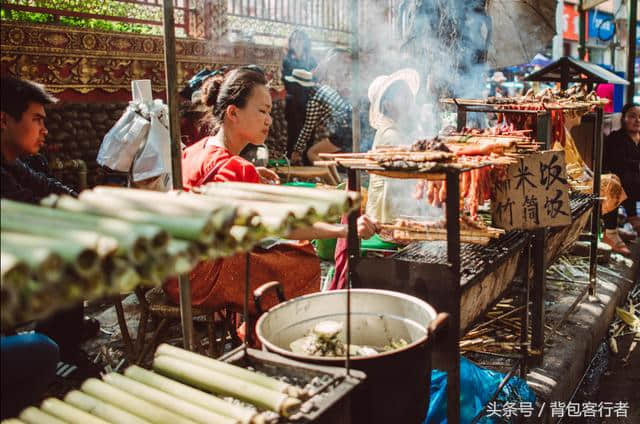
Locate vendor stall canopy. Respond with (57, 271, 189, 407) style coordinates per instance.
(525, 56, 630, 88)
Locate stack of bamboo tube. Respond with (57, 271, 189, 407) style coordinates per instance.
(10, 344, 313, 424)
(1, 184, 359, 328)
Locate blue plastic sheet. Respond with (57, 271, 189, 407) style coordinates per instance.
(425, 357, 536, 423)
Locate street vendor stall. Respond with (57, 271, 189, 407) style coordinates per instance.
(321, 137, 537, 423)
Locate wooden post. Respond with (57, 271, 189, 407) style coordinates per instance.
(162, 0, 193, 351)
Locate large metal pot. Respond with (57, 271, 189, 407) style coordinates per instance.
(255, 287, 447, 424)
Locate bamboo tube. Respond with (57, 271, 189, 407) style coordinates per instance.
(91, 187, 240, 231)
(1, 419, 27, 424)
(1, 239, 64, 284)
(1, 232, 100, 279)
(74, 192, 216, 243)
(211, 181, 355, 207)
(136, 256, 171, 285)
(81, 378, 197, 424)
(155, 344, 300, 397)
(64, 390, 151, 424)
(1, 252, 28, 318)
(196, 185, 342, 218)
(102, 373, 238, 424)
(1, 200, 164, 264)
(1, 214, 119, 258)
(47, 195, 214, 244)
(153, 355, 300, 416)
(104, 257, 141, 293)
(124, 365, 259, 424)
(19, 407, 66, 424)
(40, 398, 109, 424)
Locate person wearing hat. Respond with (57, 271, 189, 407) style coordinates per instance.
(287, 67, 352, 164)
(282, 30, 317, 156)
(365, 68, 421, 222)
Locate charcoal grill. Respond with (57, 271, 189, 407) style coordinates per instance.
(342, 163, 533, 424)
(451, 104, 603, 359)
(220, 347, 365, 424)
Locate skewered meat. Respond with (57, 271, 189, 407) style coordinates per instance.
(411, 138, 452, 152)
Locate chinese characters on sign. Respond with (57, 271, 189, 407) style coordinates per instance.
(492, 151, 571, 230)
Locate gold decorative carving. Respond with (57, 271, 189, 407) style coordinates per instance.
(1, 22, 283, 100)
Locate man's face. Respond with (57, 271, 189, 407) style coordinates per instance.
(1, 102, 48, 156)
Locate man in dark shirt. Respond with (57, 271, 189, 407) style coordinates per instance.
(1, 76, 99, 380)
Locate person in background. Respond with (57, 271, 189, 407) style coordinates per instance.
(163, 68, 377, 334)
(601, 103, 640, 255)
(1, 76, 101, 384)
(290, 48, 353, 164)
(282, 29, 317, 157)
(365, 68, 421, 222)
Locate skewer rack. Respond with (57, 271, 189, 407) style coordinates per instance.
(344, 164, 533, 424)
(451, 102, 604, 360)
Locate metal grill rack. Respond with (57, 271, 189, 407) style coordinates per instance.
(452, 102, 603, 360)
(344, 165, 533, 424)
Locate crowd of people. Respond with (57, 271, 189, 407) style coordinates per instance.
(1, 27, 638, 417)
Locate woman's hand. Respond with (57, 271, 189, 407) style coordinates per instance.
(357, 215, 379, 240)
(256, 167, 280, 185)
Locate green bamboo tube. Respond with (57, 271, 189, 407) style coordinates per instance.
(152, 355, 300, 417)
(81, 378, 197, 424)
(136, 257, 171, 285)
(64, 390, 150, 424)
(155, 344, 300, 397)
(1, 240, 64, 284)
(124, 365, 259, 424)
(103, 257, 141, 293)
(2, 199, 166, 263)
(196, 185, 340, 218)
(222, 182, 353, 206)
(209, 182, 354, 212)
(1, 252, 28, 324)
(19, 407, 66, 424)
(92, 187, 238, 223)
(69, 193, 215, 243)
(103, 373, 238, 424)
(1, 232, 100, 280)
(2, 214, 119, 257)
(1, 418, 27, 424)
(40, 398, 109, 424)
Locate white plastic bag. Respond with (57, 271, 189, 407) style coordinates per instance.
(131, 102, 172, 189)
(97, 105, 150, 172)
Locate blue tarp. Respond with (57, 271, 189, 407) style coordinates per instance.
(425, 357, 537, 424)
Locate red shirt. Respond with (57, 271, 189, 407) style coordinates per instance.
(182, 137, 260, 189)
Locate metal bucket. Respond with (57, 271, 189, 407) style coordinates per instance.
(255, 288, 447, 424)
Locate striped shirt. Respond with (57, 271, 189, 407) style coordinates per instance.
(293, 85, 351, 154)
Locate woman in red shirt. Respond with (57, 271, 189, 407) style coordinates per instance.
(164, 67, 377, 317)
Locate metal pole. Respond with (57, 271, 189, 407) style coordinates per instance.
(578, 0, 587, 60)
(627, 0, 637, 104)
(350, 0, 360, 157)
(162, 0, 193, 350)
(589, 107, 603, 296)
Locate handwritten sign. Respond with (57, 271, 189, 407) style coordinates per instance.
(492, 150, 571, 230)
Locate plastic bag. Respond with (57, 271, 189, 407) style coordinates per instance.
(425, 357, 537, 424)
(97, 105, 150, 172)
(131, 100, 172, 188)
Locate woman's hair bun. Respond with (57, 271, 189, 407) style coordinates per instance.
(202, 75, 224, 107)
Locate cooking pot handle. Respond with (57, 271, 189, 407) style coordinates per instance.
(427, 312, 449, 340)
(253, 281, 286, 314)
